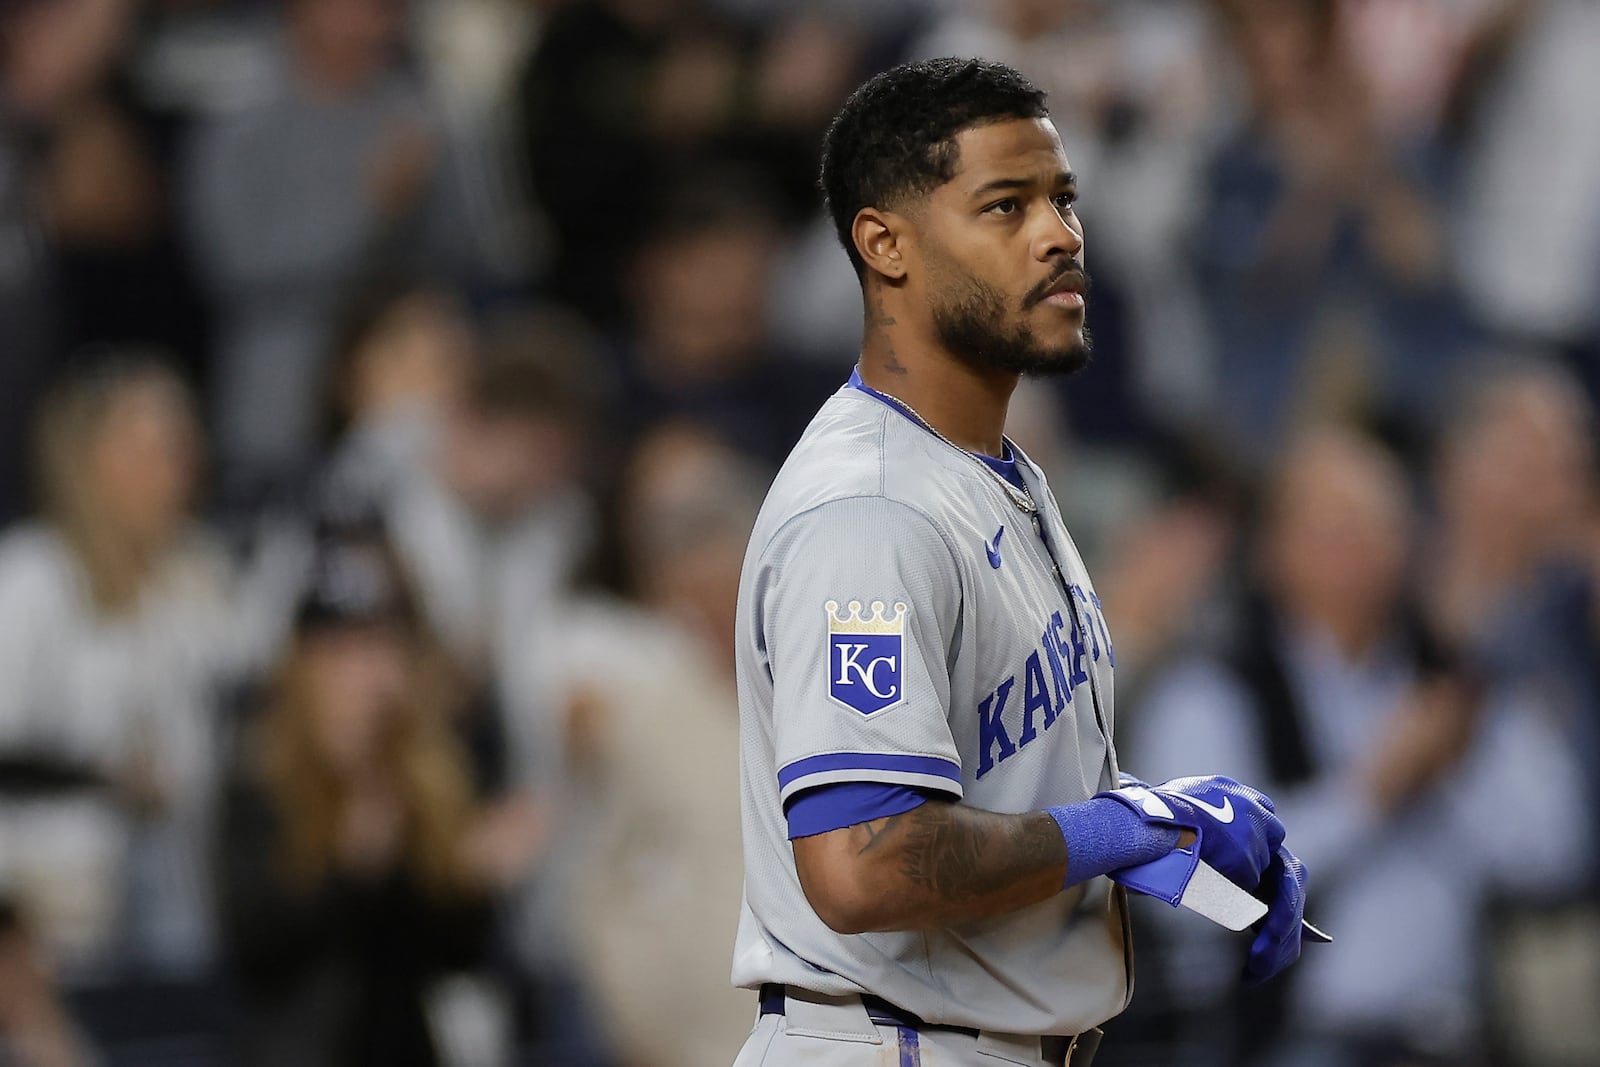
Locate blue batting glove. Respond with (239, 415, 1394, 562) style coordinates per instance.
(1096, 775, 1284, 892)
(1116, 772, 1150, 790)
(1244, 844, 1308, 985)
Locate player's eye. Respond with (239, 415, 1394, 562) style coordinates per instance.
(983, 198, 1019, 217)
(1052, 192, 1078, 213)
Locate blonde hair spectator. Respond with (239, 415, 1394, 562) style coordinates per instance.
(254, 571, 477, 902)
(33, 354, 201, 615)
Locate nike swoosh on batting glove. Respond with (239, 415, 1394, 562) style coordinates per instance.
(1096, 775, 1284, 893)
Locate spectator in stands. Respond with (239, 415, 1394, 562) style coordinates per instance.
(1427, 358, 1596, 664)
(184, 0, 482, 509)
(614, 174, 836, 466)
(555, 423, 764, 1067)
(369, 310, 595, 695)
(217, 529, 507, 1067)
(1451, 0, 1600, 382)
(515, 0, 859, 323)
(1426, 358, 1600, 882)
(319, 272, 476, 511)
(2, 0, 216, 423)
(0, 0, 127, 523)
(31, 0, 218, 386)
(320, 311, 598, 1057)
(1196, 0, 1473, 460)
(1127, 426, 1592, 1067)
(0, 354, 260, 1021)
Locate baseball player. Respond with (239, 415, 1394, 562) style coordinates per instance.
(730, 59, 1312, 1067)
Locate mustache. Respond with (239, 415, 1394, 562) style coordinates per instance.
(1023, 262, 1091, 310)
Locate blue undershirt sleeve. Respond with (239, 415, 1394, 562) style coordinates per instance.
(785, 782, 940, 840)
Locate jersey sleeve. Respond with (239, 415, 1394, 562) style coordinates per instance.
(754, 496, 966, 804)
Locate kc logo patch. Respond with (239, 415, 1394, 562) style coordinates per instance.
(825, 599, 908, 715)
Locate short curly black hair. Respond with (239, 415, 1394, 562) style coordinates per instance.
(820, 58, 1049, 278)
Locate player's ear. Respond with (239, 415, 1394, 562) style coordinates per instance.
(852, 207, 908, 282)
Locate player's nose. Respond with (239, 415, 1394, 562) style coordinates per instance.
(1033, 204, 1083, 263)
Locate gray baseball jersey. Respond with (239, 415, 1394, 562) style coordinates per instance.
(731, 377, 1130, 1036)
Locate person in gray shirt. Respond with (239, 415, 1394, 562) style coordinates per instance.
(184, 0, 487, 505)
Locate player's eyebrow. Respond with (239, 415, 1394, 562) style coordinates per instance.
(970, 171, 1076, 200)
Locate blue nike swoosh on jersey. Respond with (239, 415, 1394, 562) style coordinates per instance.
(986, 526, 1004, 569)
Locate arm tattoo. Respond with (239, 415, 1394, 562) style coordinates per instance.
(856, 813, 902, 855)
(857, 805, 1063, 903)
(899, 805, 989, 897)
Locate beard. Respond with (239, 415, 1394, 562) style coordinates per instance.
(930, 262, 1093, 378)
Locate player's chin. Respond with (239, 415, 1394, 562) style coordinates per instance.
(1029, 304, 1086, 340)
(1023, 328, 1093, 378)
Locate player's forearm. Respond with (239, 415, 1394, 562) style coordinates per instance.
(794, 799, 1068, 933)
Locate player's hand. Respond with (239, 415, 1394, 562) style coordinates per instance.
(1244, 843, 1308, 985)
(1097, 775, 1283, 891)
(1115, 774, 1196, 846)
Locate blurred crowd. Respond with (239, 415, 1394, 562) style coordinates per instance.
(1, 0, 1598, 1065)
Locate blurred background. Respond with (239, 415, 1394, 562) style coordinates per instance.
(0, 0, 1597, 1065)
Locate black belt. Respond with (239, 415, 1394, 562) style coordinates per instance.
(758, 984, 1083, 1064)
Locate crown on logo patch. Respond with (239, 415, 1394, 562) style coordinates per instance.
(825, 599, 908, 634)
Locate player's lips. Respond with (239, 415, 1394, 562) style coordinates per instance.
(1027, 266, 1089, 311)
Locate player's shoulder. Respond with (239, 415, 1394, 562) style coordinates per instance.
(752, 387, 975, 548)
